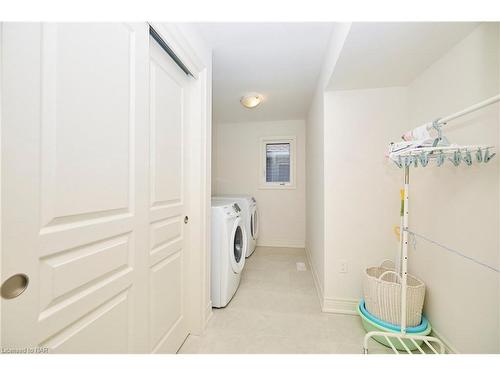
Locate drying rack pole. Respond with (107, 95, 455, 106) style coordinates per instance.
(399, 94, 500, 137)
(363, 165, 445, 354)
(401, 166, 409, 334)
(434, 94, 500, 127)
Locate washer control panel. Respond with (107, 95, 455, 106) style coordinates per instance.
(222, 203, 240, 218)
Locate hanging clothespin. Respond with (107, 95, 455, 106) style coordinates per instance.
(464, 150, 472, 166)
(419, 152, 429, 167)
(484, 148, 496, 163)
(393, 155, 403, 168)
(476, 148, 483, 163)
(449, 150, 462, 166)
(436, 151, 446, 167)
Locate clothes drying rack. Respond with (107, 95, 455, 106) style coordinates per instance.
(363, 94, 500, 355)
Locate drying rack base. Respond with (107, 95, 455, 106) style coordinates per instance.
(363, 330, 446, 354)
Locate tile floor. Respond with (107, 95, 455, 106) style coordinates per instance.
(179, 246, 394, 354)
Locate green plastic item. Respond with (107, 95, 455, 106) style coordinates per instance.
(357, 303, 432, 351)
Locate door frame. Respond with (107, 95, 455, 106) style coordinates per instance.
(0, 23, 3, 348)
(148, 23, 212, 336)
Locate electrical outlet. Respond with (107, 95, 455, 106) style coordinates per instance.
(296, 262, 307, 271)
(339, 260, 348, 273)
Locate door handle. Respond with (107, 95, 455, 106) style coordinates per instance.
(184, 216, 189, 224)
(1, 273, 29, 299)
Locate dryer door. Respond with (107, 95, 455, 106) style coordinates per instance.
(229, 217, 246, 273)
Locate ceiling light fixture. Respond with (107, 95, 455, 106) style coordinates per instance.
(240, 93, 263, 109)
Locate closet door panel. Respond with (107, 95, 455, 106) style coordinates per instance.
(147, 36, 189, 354)
(41, 24, 131, 222)
(1, 23, 150, 353)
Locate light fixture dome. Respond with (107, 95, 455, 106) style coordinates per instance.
(240, 93, 263, 109)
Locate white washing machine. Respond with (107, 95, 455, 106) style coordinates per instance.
(212, 195, 258, 257)
(211, 200, 247, 308)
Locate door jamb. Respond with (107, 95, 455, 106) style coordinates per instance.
(0, 22, 3, 347)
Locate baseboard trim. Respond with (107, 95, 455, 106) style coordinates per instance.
(431, 327, 459, 354)
(304, 247, 324, 310)
(304, 248, 358, 316)
(322, 297, 358, 315)
(257, 240, 305, 248)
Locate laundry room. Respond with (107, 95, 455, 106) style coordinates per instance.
(186, 21, 500, 355)
(1, 3, 500, 368)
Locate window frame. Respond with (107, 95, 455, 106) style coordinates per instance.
(259, 136, 296, 189)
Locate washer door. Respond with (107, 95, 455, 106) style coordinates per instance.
(250, 206, 259, 240)
(230, 217, 246, 273)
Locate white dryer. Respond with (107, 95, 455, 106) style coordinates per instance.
(212, 195, 258, 257)
(211, 201, 247, 308)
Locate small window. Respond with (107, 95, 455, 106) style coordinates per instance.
(260, 137, 296, 189)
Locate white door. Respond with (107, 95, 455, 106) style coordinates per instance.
(1, 23, 190, 353)
(147, 35, 190, 353)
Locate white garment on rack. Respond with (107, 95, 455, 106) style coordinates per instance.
(402, 123, 432, 142)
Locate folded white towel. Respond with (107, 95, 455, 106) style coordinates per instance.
(402, 123, 432, 141)
(412, 124, 431, 140)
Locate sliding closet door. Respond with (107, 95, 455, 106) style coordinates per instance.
(0, 23, 150, 353)
(147, 35, 190, 353)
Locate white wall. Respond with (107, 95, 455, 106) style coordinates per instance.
(322, 87, 408, 311)
(317, 23, 499, 353)
(211, 116, 218, 193)
(213, 120, 306, 248)
(406, 23, 499, 353)
(305, 23, 352, 298)
(306, 90, 325, 295)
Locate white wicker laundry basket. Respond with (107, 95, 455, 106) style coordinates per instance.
(363, 260, 426, 327)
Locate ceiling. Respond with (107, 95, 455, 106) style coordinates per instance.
(328, 22, 480, 90)
(194, 22, 480, 123)
(195, 23, 335, 124)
